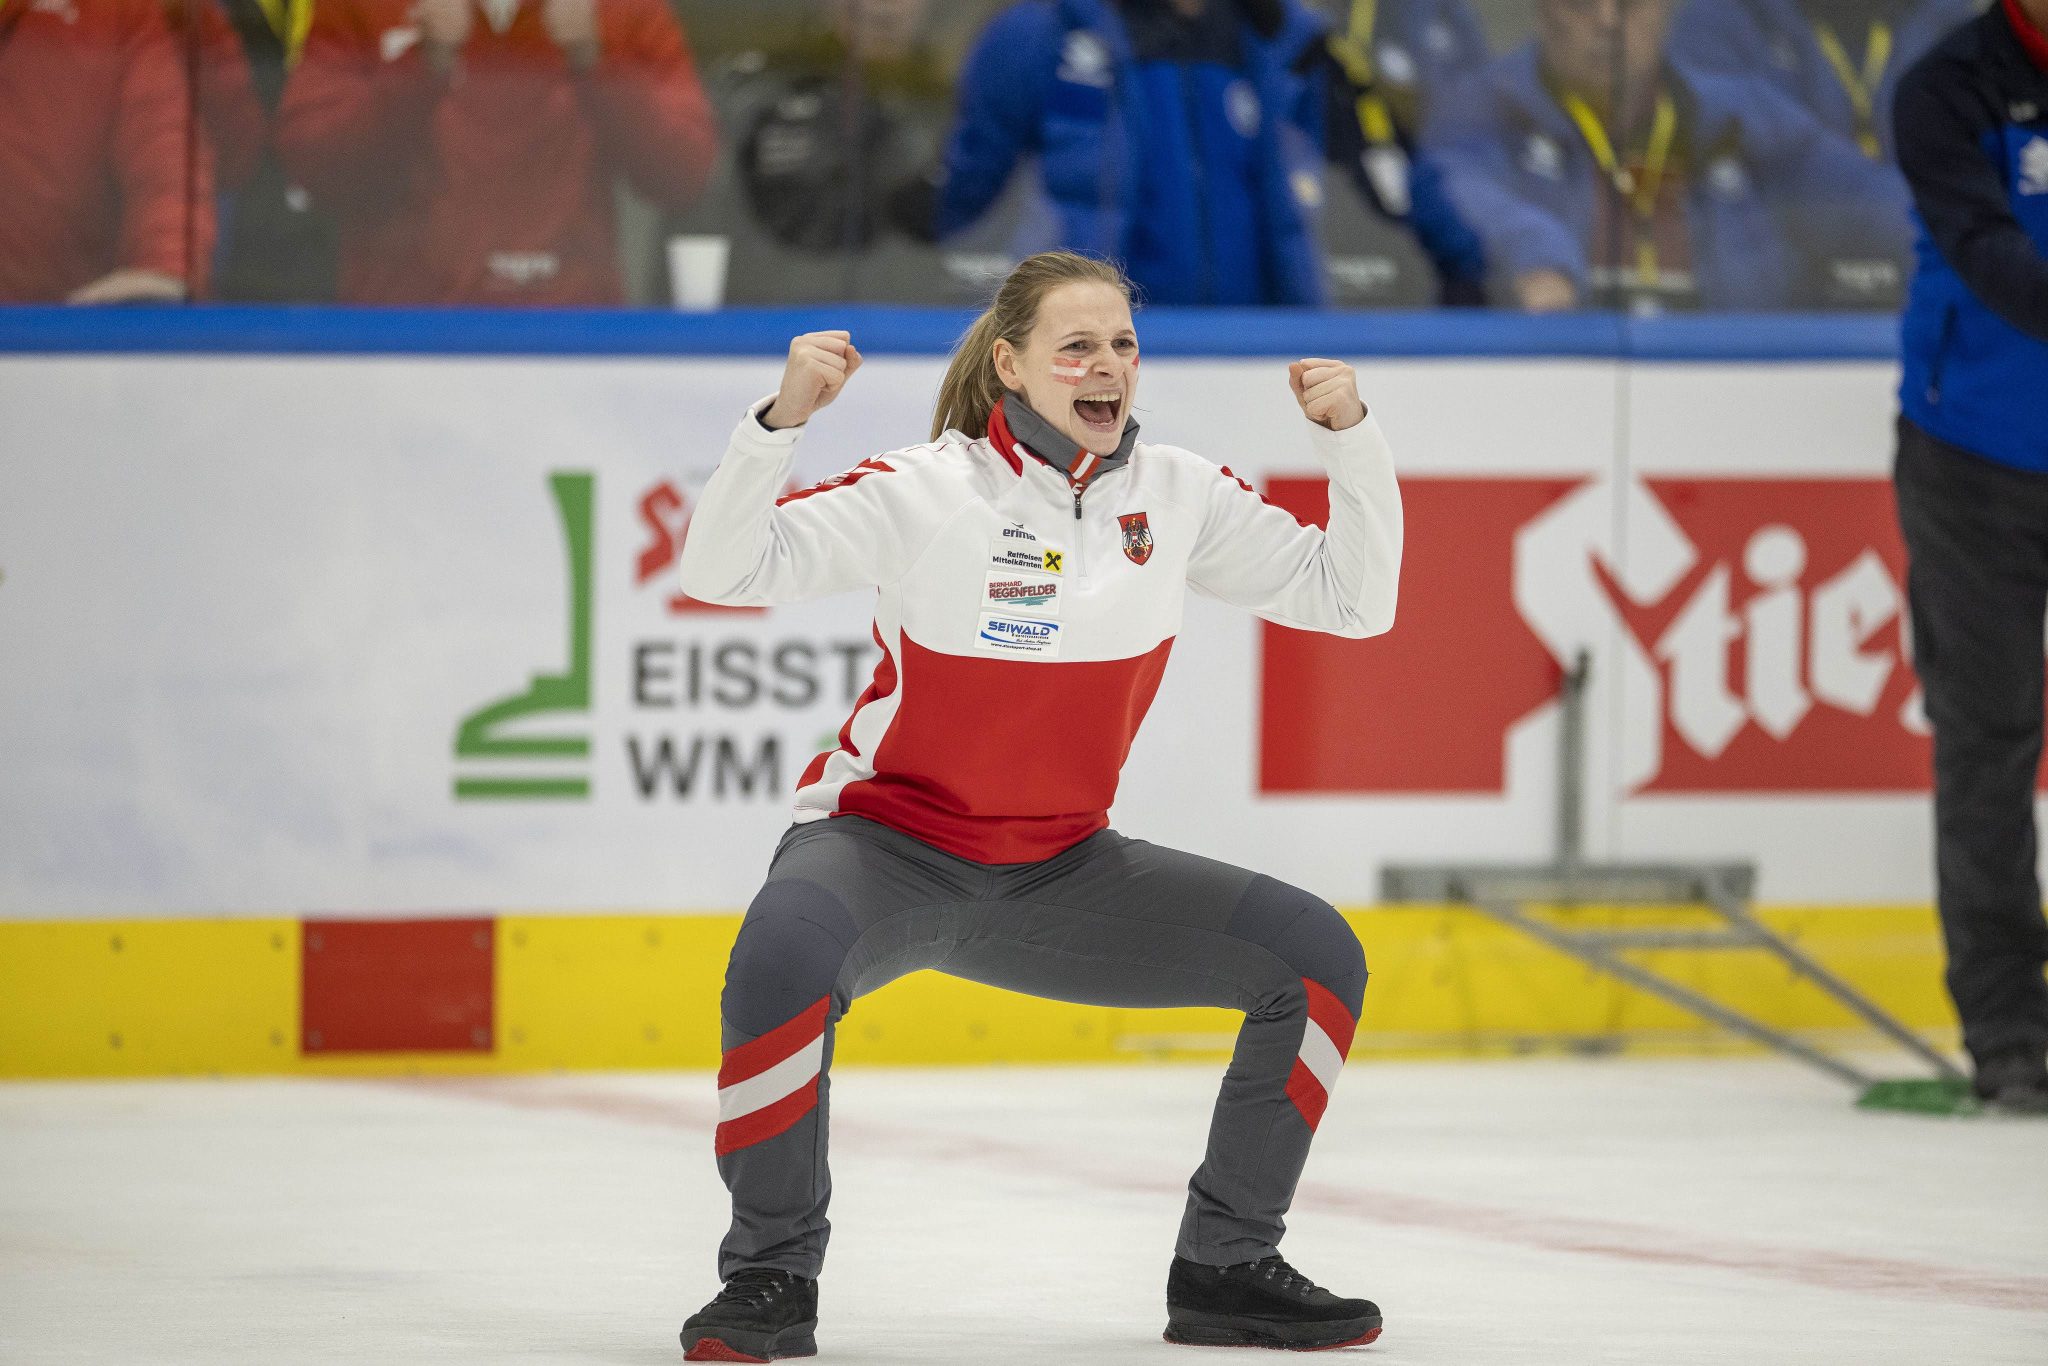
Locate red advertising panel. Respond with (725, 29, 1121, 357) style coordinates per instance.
(1257, 475, 2013, 796)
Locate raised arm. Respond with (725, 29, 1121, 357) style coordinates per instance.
(678, 332, 922, 606)
(1185, 361, 1403, 637)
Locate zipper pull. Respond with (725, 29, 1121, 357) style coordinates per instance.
(1073, 482, 1084, 521)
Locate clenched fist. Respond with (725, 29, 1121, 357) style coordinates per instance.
(762, 331, 863, 430)
(1288, 359, 1367, 432)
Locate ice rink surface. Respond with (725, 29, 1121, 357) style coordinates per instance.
(2, 1057, 2044, 1365)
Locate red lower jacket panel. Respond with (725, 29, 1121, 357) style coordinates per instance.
(833, 632, 1175, 863)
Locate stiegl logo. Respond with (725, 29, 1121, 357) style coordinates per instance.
(1257, 474, 2017, 795)
(453, 472, 596, 800)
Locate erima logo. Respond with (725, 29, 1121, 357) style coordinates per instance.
(453, 472, 596, 800)
(1003, 526, 1036, 540)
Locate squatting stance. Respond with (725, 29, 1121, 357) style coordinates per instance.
(676, 251, 1404, 1360)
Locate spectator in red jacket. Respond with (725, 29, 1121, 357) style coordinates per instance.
(276, 0, 718, 306)
(0, 0, 216, 303)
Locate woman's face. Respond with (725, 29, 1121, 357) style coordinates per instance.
(994, 281, 1139, 458)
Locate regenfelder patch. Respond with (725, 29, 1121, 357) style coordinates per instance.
(983, 571, 1061, 617)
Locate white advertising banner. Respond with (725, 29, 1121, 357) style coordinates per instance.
(0, 350, 2001, 917)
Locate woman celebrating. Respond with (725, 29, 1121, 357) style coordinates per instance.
(677, 251, 1402, 1361)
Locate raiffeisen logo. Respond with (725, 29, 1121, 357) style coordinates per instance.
(453, 472, 595, 800)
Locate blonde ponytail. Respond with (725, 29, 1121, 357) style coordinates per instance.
(930, 251, 1136, 442)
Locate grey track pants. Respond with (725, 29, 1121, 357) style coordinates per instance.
(712, 815, 1369, 1280)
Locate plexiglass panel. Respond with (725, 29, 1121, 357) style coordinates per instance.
(0, 0, 1954, 310)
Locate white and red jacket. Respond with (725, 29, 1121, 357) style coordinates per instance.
(679, 394, 1403, 864)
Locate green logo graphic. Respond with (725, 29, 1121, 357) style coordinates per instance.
(453, 472, 595, 800)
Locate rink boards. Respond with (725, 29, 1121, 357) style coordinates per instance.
(0, 905, 1951, 1077)
(0, 311, 2010, 1074)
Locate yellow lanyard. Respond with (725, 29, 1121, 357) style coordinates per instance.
(252, 0, 315, 68)
(1814, 20, 1893, 158)
(1327, 0, 1398, 146)
(1562, 91, 1679, 286)
(1346, 0, 1379, 63)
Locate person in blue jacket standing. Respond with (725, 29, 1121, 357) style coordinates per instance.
(1891, 0, 2048, 1114)
(1670, 0, 1983, 162)
(1426, 0, 1915, 312)
(929, 0, 1327, 305)
(928, 0, 1329, 305)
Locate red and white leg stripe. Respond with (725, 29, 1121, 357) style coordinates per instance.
(1284, 978, 1357, 1131)
(715, 996, 829, 1157)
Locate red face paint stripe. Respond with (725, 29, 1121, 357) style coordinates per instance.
(713, 1076, 822, 1156)
(1285, 1058, 1330, 1130)
(1302, 978, 1357, 1058)
(717, 997, 829, 1088)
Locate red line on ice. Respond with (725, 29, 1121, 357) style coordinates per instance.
(387, 1077, 2048, 1315)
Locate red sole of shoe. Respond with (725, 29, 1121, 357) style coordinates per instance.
(682, 1339, 769, 1363)
(1163, 1325, 1383, 1352)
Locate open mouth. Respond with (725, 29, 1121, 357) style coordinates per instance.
(1074, 390, 1123, 436)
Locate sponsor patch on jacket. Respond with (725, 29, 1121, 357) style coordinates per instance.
(990, 538, 1063, 575)
(976, 613, 1062, 658)
(983, 572, 1060, 617)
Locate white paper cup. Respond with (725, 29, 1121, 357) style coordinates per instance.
(668, 235, 731, 312)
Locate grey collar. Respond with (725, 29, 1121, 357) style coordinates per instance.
(999, 390, 1139, 485)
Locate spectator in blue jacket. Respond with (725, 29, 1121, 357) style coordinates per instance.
(928, 0, 1329, 305)
(1670, 0, 1983, 161)
(1297, 0, 1493, 302)
(1427, 0, 1915, 312)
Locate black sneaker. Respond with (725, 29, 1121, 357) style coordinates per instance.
(680, 1269, 818, 1363)
(1974, 1047, 2048, 1116)
(1164, 1254, 1382, 1351)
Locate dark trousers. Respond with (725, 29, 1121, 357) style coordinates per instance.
(712, 816, 1369, 1280)
(1894, 416, 2048, 1067)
